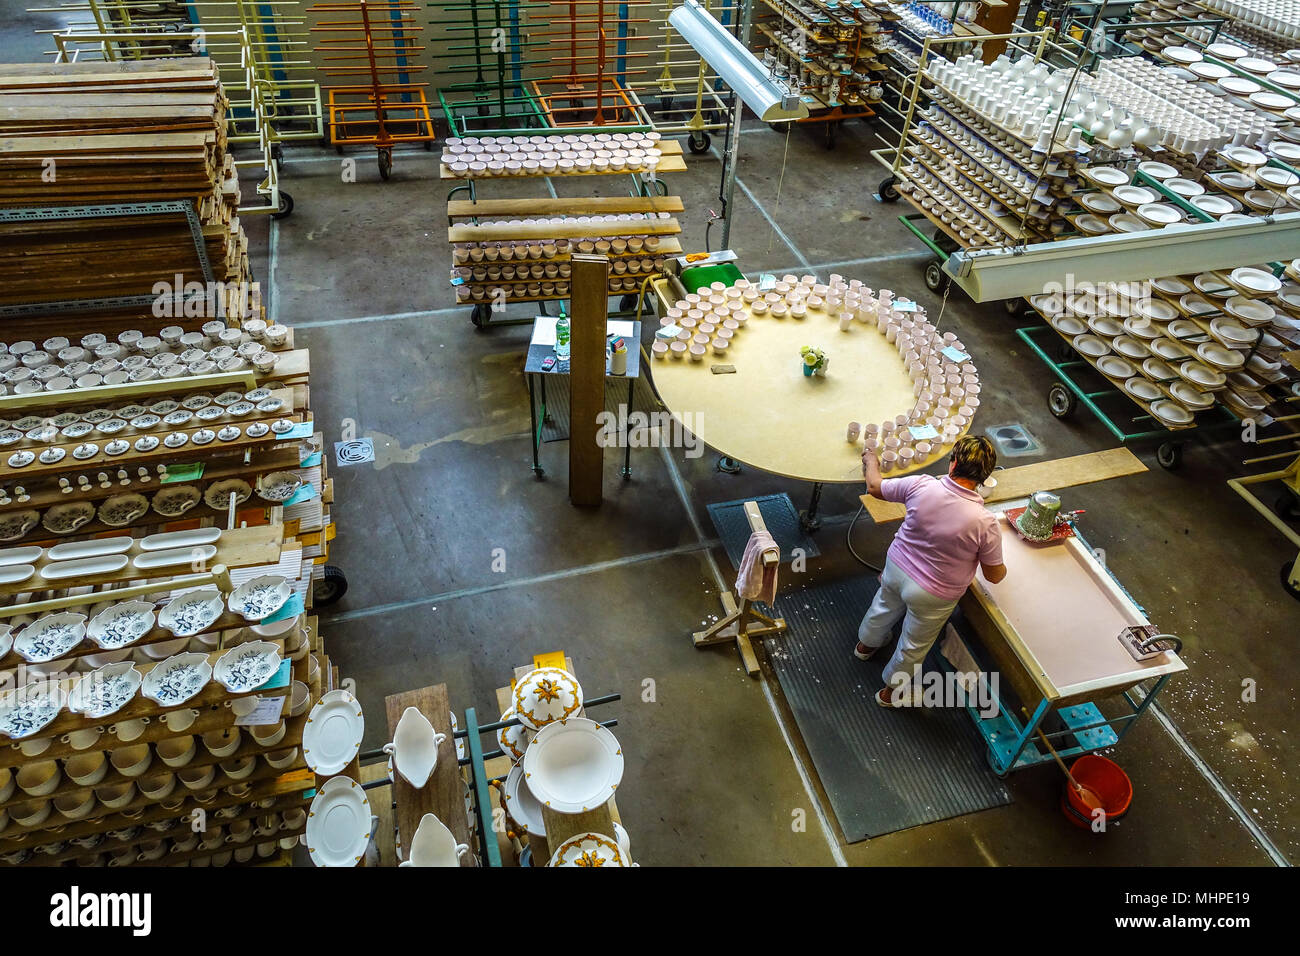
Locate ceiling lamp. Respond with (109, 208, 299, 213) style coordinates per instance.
(668, 0, 808, 123)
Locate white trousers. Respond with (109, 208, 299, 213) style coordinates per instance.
(858, 559, 958, 691)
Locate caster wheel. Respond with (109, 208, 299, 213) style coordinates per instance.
(1048, 382, 1076, 419)
(1275, 494, 1300, 522)
(271, 190, 294, 220)
(823, 121, 839, 150)
(271, 144, 284, 166)
(1156, 441, 1183, 470)
(923, 258, 945, 292)
(470, 304, 491, 328)
(313, 565, 349, 606)
(618, 293, 639, 312)
(798, 511, 821, 534)
(688, 131, 711, 154)
(1004, 298, 1026, 317)
(377, 149, 393, 180)
(1282, 561, 1300, 601)
(877, 176, 900, 202)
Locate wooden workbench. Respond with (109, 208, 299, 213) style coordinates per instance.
(650, 281, 970, 484)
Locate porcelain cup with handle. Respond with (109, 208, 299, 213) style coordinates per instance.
(159, 708, 199, 733)
(14, 737, 53, 757)
(110, 716, 150, 742)
(62, 726, 106, 751)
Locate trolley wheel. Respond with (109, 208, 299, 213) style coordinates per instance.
(377, 148, 393, 180)
(1003, 298, 1027, 317)
(877, 175, 901, 202)
(470, 303, 492, 328)
(1275, 493, 1300, 523)
(271, 143, 284, 166)
(923, 258, 946, 292)
(1156, 441, 1183, 470)
(688, 130, 711, 154)
(1282, 561, 1300, 601)
(271, 189, 294, 220)
(618, 293, 639, 312)
(1048, 382, 1077, 419)
(313, 565, 349, 607)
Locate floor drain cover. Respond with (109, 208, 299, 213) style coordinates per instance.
(984, 423, 1042, 458)
(334, 438, 375, 466)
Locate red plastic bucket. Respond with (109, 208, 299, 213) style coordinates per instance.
(1060, 754, 1132, 829)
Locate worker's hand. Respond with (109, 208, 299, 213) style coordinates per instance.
(861, 446, 878, 476)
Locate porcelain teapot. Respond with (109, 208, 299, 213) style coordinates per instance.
(382, 707, 447, 789)
(400, 813, 469, 867)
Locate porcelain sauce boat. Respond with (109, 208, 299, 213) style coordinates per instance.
(382, 707, 446, 789)
(400, 813, 468, 867)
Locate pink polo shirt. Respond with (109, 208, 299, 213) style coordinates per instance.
(879, 474, 1003, 601)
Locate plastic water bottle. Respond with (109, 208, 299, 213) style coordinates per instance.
(555, 315, 571, 359)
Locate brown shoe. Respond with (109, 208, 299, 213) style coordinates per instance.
(853, 642, 882, 661)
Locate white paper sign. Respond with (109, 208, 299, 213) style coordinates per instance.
(234, 695, 286, 727)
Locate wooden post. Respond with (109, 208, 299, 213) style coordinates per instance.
(978, 1, 1024, 62)
(568, 254, 609, 507)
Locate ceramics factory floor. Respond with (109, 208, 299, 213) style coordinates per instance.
(3, 9, 1298, 865)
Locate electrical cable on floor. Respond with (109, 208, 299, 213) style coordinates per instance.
(846, 502, 881, 572)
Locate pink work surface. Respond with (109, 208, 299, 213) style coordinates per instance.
(973, 517, 1183, 697)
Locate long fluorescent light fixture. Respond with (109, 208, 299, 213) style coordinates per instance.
(944, 213, 1300, 302)
(669, 0, 809, 123)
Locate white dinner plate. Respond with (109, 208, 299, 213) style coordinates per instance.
(522, 717, 624, 814)
(303, 689, 365, 775)
(306, 776, 372, 868)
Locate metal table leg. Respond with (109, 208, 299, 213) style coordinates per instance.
(622, 377, 634, 480)
(800, 481, 824, 532)
(527, 372, 544, 478)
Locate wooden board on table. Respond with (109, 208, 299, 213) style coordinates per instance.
(448, 217, 680, 243)
(499, 659, 620, 865)
(860, 448, 1149, 522)
(384, 684, 472, 867)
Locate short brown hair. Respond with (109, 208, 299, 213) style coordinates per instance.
(950, 435, 996, 484)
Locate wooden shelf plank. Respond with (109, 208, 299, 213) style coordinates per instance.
(448, 195, 684, 219)
(448, 217, 681, 243)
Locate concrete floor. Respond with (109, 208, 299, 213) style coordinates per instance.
(3, 8, 1297, 865)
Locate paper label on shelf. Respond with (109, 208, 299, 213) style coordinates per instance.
(261, 657, 294, 690)
(758, 273, 777, 291)
(300, 450, 323, 468)
(161, 463, 205, 483)
(260, 592, 305, 627)
(234, 693, 286, 726)
(283, 482, 319, 506)
(533, 650, 567, 670)
(280, 421, 315, 440)
(893, 300, 919, 312)
(450, 276, 465, 286)
(908, 424, 940, 440)
(940, 346, 970, 362)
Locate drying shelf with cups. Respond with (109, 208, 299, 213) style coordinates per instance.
(443, 130, 687, 328)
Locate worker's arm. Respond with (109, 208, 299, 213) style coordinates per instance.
(862, 447, 884, 498)
(980, 562, 1008, 584)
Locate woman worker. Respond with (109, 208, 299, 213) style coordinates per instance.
(855, 435, 1007, 707)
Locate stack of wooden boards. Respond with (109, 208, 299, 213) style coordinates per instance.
(0, 59, 249, 309)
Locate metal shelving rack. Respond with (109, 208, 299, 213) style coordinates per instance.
(0, 202, 215, 319)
